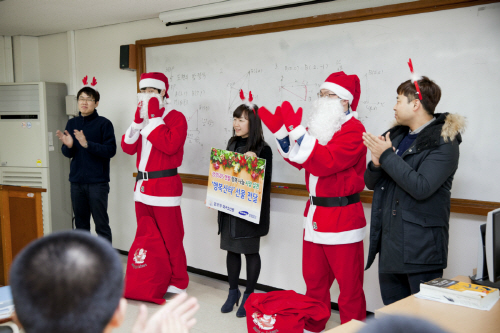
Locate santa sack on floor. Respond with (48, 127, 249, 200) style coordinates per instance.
(245, 290, 330, 333)
(124, 216, 172, 304)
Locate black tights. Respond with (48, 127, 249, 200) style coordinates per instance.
(226, 251, 261, 294)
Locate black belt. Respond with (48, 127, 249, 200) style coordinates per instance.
(310, 193, 360, 207)
(136, 168, 177, 181)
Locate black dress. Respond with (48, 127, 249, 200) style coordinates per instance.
(219, 137, 273, 254)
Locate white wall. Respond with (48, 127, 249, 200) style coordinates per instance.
(13, 36, 40, 82)
(0, 36, 14, 83)
(34, 10, 486, 313)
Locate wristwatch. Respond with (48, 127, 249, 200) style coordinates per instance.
(83, 142, 88, 148)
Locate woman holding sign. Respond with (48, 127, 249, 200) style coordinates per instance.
(218, 90, 272, 318)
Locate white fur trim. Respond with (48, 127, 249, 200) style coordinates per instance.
(319, 82, 354, 103)
(141, 117, 165, 138)
(124, 125, 141, 144)
(134, 191, 181, 207)
(289, 132, 316, 164)
(304, 213, 366, 245)
(289, 124, 307, 142)
(131, 121, 145, 131)
(351, 111, 358, 119)
(139, 78, 166, 91)
(309, 174, 318, 196)
(274, 125, 289, 140)
(166, 285, 186, 294)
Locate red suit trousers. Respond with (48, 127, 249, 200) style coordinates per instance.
(302, 239, 366, 332)
(135, 202, 189, 290)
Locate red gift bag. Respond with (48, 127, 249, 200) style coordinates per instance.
(124, 216, 171, 304)
(245, 290, 330, 333)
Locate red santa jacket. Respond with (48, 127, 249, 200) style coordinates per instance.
(277, 114, 367, 245)
(121, 107, 187, 207)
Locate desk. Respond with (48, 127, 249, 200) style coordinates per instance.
(325, 320, 365, 333)
(375, 276, 500, 333)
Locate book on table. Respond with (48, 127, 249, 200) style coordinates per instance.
(418, 278, 499, 310)
(0, 286, 14, 320)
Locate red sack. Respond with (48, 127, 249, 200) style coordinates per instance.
(124, 216, 171, 304)
(245, 290, 330, 333)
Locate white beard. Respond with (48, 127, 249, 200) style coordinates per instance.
(137, 92, 164, 126)
(307, 98, 347, 145)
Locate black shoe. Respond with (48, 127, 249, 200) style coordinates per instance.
(221, 288, 241, 313)
(236, 292, 251, 317)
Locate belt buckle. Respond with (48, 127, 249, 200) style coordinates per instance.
(143, 171, 148, 181)
(340, 196, 348, 206)
(310, 196, 313, 205)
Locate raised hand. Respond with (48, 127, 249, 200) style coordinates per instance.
(280, 101, 305, 142)
(56, 130, 74, 148)
(131, 293, 199, 333)
(258, 106, 287, 139)
(134, 101, 144, 124)
(148, 97, 164, 119)
(362, 132, 394, 166)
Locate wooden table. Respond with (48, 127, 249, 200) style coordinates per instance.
(375, 276, 500, 333)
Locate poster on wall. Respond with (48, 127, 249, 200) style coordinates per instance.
(205, 148, 266, 224)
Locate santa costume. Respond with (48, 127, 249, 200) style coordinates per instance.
(121, 72, 189, 294)
(260, 72, 367, 332)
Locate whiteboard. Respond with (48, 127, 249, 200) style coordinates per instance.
(146, 3, 500, 201)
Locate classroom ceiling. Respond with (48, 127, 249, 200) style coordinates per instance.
(0, 0, 413, 37)
(0, 0, 226, 36)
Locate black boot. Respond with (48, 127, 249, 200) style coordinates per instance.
(236, 292, 251, 317)
(221, 288, 241, 313)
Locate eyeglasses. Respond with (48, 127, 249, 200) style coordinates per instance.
(77, 97, 95, 103)
(317, 92, 340, 99)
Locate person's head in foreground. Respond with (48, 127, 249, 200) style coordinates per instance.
(10, 231, 125, 333)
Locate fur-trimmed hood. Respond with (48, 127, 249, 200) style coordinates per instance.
(386, 113, 465, 152)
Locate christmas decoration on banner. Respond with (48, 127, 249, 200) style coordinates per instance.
(408, 58, 422, 100)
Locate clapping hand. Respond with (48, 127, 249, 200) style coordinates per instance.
(74, 130, 88, 148)
(56, 130, 74, 148)
(131, 293, 199, 333)
(362, 132, 394, 166)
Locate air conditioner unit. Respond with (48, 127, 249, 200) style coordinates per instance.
(0, 82, 72, 234)
(159, 0, 315, 25)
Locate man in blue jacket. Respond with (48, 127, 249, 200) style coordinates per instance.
(56, 82, 116, 243)
(362, 75, 464, 305)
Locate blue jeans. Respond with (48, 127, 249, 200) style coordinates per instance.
(379, 269, 443, 305)
(71, 182, 112, 243)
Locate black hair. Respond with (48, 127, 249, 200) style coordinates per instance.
(77, 87, 100, 102)
(141, 87, 162, 94)
(229, 104, 265, 153)
(10, 231, 123, 333)
(397, 76, 441, 115)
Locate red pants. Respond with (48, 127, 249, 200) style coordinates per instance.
(302, 239, 366, 331)
(135, 202, 189, 290)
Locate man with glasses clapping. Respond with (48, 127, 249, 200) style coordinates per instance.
(56, 76, 117, 243)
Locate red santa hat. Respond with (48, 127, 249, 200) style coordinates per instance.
(319, 71, 361, 111)
(139, 72, 169, 98)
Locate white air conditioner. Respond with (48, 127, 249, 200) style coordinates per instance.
(0, 82, 72, 234)
(159, 0, 313, 24)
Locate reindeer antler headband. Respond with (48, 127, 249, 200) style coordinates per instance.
(407, 59, 422, 100)
(239, 89, 256, 115)
(82, 75, 98, 91)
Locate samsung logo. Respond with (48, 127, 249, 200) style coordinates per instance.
(238, 211, 249, 216)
